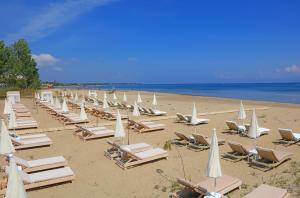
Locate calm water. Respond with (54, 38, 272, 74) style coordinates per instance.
(67, 83, 300, 104)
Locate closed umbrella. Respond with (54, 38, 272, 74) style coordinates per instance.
(238, 100, 246, 125)
(74, 92, 79, 103)
(0, 119, 15, 155)
(190, 102, 198, 125)
(137, 92, 142, 104)
(55, 97, 61, 109)
(102, 96, 109, 110)
(113, 93, 118, 101)
(114, 110, 125, 143)
(247, 109, 259, 139)
(132, 101, 140, 117)
(80, 100, 88, 120)
(123, 92, 127, 103)
(62, 98, 69, 113)
(152, 93, 157, 110)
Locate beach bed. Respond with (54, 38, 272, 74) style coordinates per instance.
(74, 125, 114, 140)
(11, 136, 52, 150)
(222, 141, 256, 162)
(187, 133, 225, 151)
(226, 121, 246, 133)
(243, 184, 290, 198)
(171, 132, 195, 146)
(274, 128, 300, 146)
(128, 119, 165, 133)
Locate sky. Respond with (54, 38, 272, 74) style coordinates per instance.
(0, 0, 300, 83)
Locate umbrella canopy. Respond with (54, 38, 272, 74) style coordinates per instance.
(70, 92, 74, 100)
(152, 93, 157, 109)
(61, 98, 69, 113)
(205, 128, 222, 178)
(55, 97, 61, 109)
(5, 158, 27, 198)
(74, 92, 79, 103)
(102, 96, 109, 109)
(238, 100, 246, 121)
(113, 93, 118, 100)
(50, 95, 54, 105)
(0, 119, 15, 155)
(8, 110, 17, 129)
(80, 100, 88, 120)
(104, 92, 107, 99)
(137, 92, 142, 104)
(132, 101, 140, 117)
(4, 99, 10, 114)
(247, 109, 259, 139)
(123, 92, 127, 103)
(190, 102, 198, 125)
(93, 98, 99, 106)
(114, 110, 125, 138)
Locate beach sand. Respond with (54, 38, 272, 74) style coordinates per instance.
(1, 90, 300, 197)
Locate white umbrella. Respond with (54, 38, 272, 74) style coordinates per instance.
(104, 91, 107, 99)
(37, 93, 40, 100)
(190, 102, 198, 125)
(80, 100, 88, 120)
(247, 109, 259, 139)
(0, 119, 15, 155)
(50, 95, 54, 105)
(74, 92, 79, 103)
(205, 128, 222, 196)
(5, 158, 27, 198)
(70, 92, 74, 100)
(8, 110, 17, 129)
(62, 98, 69, 113)
(113, 93, 118, 101)
(102, 96, 109, 110)
(114, 110, 125, 139)
(137, 92, 142, 104)
(55, 97, 61, 109)
(123, 92, 127, 103)
(4, 99, 10, 114)
(238, 100, 246, 124)
(93, 98, 99, 106)
(132, 101, 140, 117)
(152, 93, 157, 109)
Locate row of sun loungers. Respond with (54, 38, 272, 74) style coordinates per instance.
(9, 103, 38, 130)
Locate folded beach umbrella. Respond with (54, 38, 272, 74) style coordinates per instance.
(4, 99, 10, 114)
(37, 93, 40, 100)
(70, 92, 74, 100)
(114, 110, 125, 138)
(247, 109, 259, 139)
(80, 100, 88, 120)
(238, 100, 246, 124)
(93, 98, 99, 106)
(8, 110, 17, 129)
(0, 119, 15, 155)
(104, 91, 107, 99)
(5, 158, 28, 198)
(123, 92, 127, 103)
(152, 93, 157, 110)
(205, 128, 222, 196)
(113, 92, 118, 101)
(133, 101, 140, 117)
(62, 98, 69, 113)
(137, 92, 142, 104)
(74, 92, 79, 103)
(190, 102, 198, 125)
(102, 95, 109, 110)
(50, 95, 54, 105)
(55, 97, 61, 109)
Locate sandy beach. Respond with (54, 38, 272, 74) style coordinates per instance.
(1, 89, 300, 198)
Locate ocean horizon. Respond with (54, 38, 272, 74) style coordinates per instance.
(62, 82, 300, 104)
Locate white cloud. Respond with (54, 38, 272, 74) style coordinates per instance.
(285, 65, 300, 73)
(5, 0, 116, 42)
(32, 53, 59, 66)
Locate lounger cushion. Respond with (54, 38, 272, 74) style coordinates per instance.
(91, 129, 114, 135)
(14, 137, 51, 145)
(243, 184, 288, 198)
(121, 143, 151, 152)
(134, 148, 167, 159)
(197, 175, 241, 193)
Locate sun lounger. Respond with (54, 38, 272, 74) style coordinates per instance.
(243, 184, 290, 198)
(175, 113, 189, 123)
(115, 147, 168, 169)
(12, 156, 67, 172)
(172, 175, 242, 197)
(222, 141, 256, 162)
(186, 116, 210, 125)
(12, 137, 52, 150)
(171, 132, 195, 146)
(74, 125, 114, 140)
(245, 124, 270, 136)
(226, 121, 246, 133)
(0, 167, 75, 194)
(274, 128, 300, 145)
(148, 108, 167, 116)
(250, 147, 293, 171)
(128, 119, 165, 133)
(10, 133, 48, 140)
(187, 133, 225, 151)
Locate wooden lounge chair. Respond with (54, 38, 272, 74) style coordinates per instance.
(172, 175, 242, 198)
(187, 133, 225, 151)
(226, 121, 246, 133)
(171, 132, 195, 146)
(74, 125, 114, 141)
(148, 108, 167, 116)
(250, 147, 293, 171)
(115, 147, 168, 169)
(175, 113, 189, 123)
(10, 133, 48, 140)
(243, 184, 290, 198)
(12, 156, 67, 172)
(222, 141, 256, 162)
(128, 120, 165, 133)
(274, 128, 300, 146)
(0, 167, 75, 194)
(12, 137, 52, 150)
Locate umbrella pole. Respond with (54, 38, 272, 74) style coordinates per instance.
(214, 177, 216, 195)
(127, 110, 130, 145)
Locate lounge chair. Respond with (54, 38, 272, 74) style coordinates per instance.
(274, 128, 300, 145)
(148, 108, 167, 116)
(115, 147, 168, 169)
(187, 133, 225, 151)
(128, 120, 165, 133)
(171, 132, 195, 146)
(250, 147, 293, 171)
(172, 175, 242, 197)
(226, 121, 246, 133)
(12, 136, 52, 150)
(186, 116, 210, 125)
(0, 167, 75, 194)
(10, 133, 47, 140)
(222, 141, 256, 162)
(245, 124, 270, 136)
(175, 113, 189, 123)
(74, 125, 114, 140)
(12, 156, 67, 172)
(243, 184, 290, 198)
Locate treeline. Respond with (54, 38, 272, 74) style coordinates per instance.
(0, 39, 40, 89)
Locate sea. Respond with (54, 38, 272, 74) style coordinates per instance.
(65, 83, 300, 104)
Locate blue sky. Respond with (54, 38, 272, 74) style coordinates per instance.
(1, 0, 300, 83)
